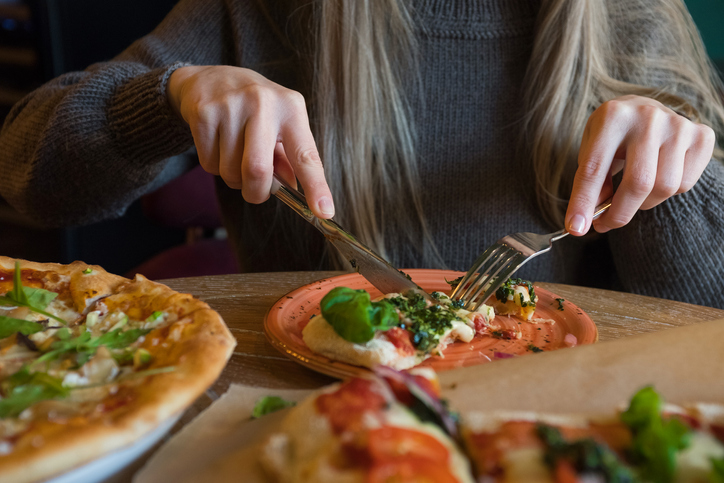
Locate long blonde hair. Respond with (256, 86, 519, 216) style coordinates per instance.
(309, 0, 724, 263)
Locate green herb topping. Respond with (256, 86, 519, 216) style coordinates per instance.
(711, 458, 724, 482)
(495, 278, 536, 305)
(82, 268, 93, 274)
(0, 262, 66, 324)
(387, 293, 461, 353)
(527, 343, 543, 353)
(252, 396, 296, 418)
(620, 386, 691, 483)
(536, 423, 637, 482)
(320, 287, 397, 343)
(0, 367, 69, 418)
(33, 328, 152, 368)
(555, 298, 565, 311)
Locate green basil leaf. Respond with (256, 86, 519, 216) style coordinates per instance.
(0, 316, 44, 339)
(320, 287, 397, 343)
(251, 396, 295, 418)
(0, 368, 69, 419)
(621, 386, 691, 483)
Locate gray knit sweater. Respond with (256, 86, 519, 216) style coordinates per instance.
(1, 0, 723, 308)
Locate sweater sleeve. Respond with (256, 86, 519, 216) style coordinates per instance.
(0, 0, 234, 226)
(608, 159, 724, 308)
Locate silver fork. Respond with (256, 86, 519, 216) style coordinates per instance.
(450, 198, 613, 311)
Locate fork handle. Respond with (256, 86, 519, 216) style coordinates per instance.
(591, 197, 613, 221)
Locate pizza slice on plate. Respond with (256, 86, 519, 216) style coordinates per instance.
(259, 367, 474, 483)
(302, 287, 497, 370)
(0, 256, 236, 483)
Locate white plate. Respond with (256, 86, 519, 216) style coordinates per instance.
(46, 414, 181, 483)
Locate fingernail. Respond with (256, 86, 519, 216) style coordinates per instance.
(318, 197, 335, 217)
(567, 214, 586, 234)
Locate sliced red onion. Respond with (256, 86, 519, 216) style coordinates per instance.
(564, 333, 578, 347)
(493, 351, 515, 360)
(373, 366, 459, 441)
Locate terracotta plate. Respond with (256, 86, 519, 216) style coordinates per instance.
(264, 269, 598, 379)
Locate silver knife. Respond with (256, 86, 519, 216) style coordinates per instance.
(270, 175, 433, 301)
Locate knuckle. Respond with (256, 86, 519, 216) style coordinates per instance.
(243, 84, 274, 111)
(652, 177, 680, 199)
(598, 99, 628, 120)
(242, 159, 269, 181)
(284, 90, 307, 111)
(697, 124, 716, 149)
(294, 146, 323, 168)
(626, 168, 656, 196)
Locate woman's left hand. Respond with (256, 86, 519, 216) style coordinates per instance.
(565, 94, 715, 235)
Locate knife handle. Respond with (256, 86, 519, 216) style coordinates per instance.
(270, 175, 315, 223)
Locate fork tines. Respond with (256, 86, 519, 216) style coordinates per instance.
(450, 244, 526, 311)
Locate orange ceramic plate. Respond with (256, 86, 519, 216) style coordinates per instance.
(264, 269, 598, 379)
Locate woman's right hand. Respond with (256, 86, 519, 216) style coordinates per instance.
(166, 65, 335, 218)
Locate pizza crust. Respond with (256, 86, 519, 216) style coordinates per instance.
(0, 258, 236, 483)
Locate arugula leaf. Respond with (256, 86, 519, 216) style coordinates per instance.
(0, 316, 45, 339)
(0, 367, 69, 418)
(23, 286, 58, 310)
(620, 386, 691, 483)
(320, 287, 397, 343)
(34, 328, 151, 367)
(711, 458, 724, 483)
(251, 396, 295, 418)
(0, 262, 65, 324)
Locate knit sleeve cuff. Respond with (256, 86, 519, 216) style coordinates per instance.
(108, 62, 194, 161)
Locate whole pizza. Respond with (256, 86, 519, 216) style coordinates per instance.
(0, 256, 236, 482)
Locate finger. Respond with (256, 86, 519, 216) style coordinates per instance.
(241, 114, 277, 204)
(565, 113, 627, 236)
(189, 117, 221, 176)
(679, 124, 715, 193)
(595, 135, 659, 233)
(218, 111, 245, 190)
(639, 129, 687, 210)
(280, 94, 335, 218)
(273, 142, 297, 189)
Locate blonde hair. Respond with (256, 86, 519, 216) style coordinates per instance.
(308, 0, 724, 263)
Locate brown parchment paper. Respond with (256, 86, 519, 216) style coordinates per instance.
(439, 318, 724, 414)
(134, 318, 724, 482)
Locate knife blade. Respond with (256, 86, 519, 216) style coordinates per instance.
(270, 175, 433, 301)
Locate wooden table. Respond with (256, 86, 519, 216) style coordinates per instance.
(160, 271, 724, 427)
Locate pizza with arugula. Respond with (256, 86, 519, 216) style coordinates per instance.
(0, 256, 235, 483)
(258, 370, 724, 483)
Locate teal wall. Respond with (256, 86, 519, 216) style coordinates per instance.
(685, 0, 724, 61)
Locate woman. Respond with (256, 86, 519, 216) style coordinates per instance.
(0, 0, 722, 306)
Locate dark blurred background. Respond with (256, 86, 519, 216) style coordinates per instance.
(0, 0, 722, 278)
